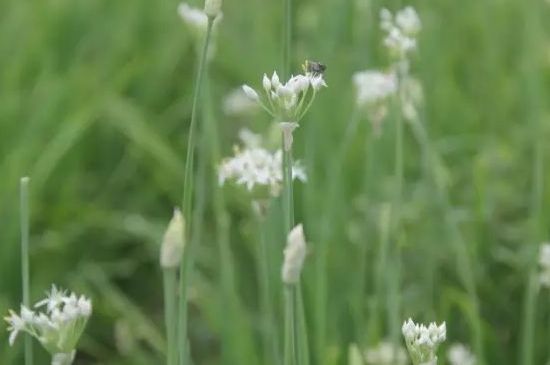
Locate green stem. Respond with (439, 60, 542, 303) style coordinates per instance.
(284, 285, 298, 365)
(163, 269, 178, 365)
(282, 0, 292, 79)
(20, 177, 33, 365)
(178, 18, 215, 365)
(257, 212, 280, 365)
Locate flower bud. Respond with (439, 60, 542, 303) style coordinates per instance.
(242, 85, 260, 101)
(160, 209, 186, 269)
(262, 74, 272, 92)
(204, 0, 222, 18)
(282, 224, 307, 284)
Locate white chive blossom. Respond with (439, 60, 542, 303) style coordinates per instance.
(402, 318, 446, 365)
(218, 130, 306, 197)
(282, 224, 307, 284)
(380, 6, 422, 62)
(241, 66, 327, 123)
(364, 341, 408, 365)
(447, 343, 476, 365)
(160, 208, 186, 269)
(5, 285, 92, 364)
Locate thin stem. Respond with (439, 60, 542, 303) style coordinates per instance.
(284, 286, 298, 365)
(283, 144, 295, 233)
(282, 0, 292, 79)
(178, 17, 215, 365)
(257, 213, 280, 365)
(20, 177, 33, 365)
(163, 269, 178, 365)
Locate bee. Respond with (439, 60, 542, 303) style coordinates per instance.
(303, 60, 327, 76)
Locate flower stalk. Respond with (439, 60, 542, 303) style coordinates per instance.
(20, 177, 33, 365)
(178, 14, 215, 365)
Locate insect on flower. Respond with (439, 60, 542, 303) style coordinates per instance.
(303, 60, 327, 76)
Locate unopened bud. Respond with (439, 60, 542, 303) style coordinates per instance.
(204, 0, 222, 18)
(160, 209, 186, 269)
(282, 224, 307, 284)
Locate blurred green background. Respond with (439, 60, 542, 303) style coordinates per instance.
(1, 0, 549, 364)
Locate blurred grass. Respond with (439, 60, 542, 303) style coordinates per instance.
(1, 0, 549, 364)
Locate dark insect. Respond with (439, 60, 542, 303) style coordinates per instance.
(304, 60, 327, 76)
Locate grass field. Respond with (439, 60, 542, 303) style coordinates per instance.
(1, 0, 549, 364)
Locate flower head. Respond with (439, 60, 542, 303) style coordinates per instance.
(353, 70, 397, 135)
(242, 65, 327, 123)
(5, 285, 92, 360)
(282, 224, 307, 284)
(447, 343, 476, 365)
(218, 130, 306, 197)
(402, 318, 446, 365)
(380, 7, 421, 72)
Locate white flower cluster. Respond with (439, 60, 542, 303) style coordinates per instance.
(402, 318, 446, 365)
(353, 70, 398, 133)
(5, 285, 92, 364)
(364, 341, 408, 365)
(242, 69, 327, 124)
(282, 224, 307, 284)
(353, 6, 423, 134)
(447, 343, 476, 365)
(380, 6, 421, 63)
(218, 130, 306, 197)
(539, 242, 550, 288)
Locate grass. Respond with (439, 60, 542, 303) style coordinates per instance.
(0, 0, 549, 364)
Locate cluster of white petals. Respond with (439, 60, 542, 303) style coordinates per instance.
(447, 343, 476, 365)
(364, 341, 408, 365)
(5, 285, 92, 364)
(282, 224, 307, 284)
(242, 69, 327, 123)
(539, 242, 550, 288)
(402, 318, 446, 365)
(353, 70, 397, 107)
(380, 6, 421, 62)
(218, 130, 306, 197)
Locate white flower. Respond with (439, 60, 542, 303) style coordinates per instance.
(282, 224, 307, 284)
(218, 131, 307, 197)
(204, 0, 222, 17)
(222, 88, 260, 116)
(364, 341, 408, 365)
(241, 64, 327, 123)
(353, 70, 397, 107)
(160, 208, 186, 269)
(5, 309, 26, 346)
(396, 6, 422, 35)
(402, 318, 446, 364)
(5, 285, 92, 359)
(35, 285, 67, 313)
(379, 7, 421, 62)
(447, 343, 476, 365)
